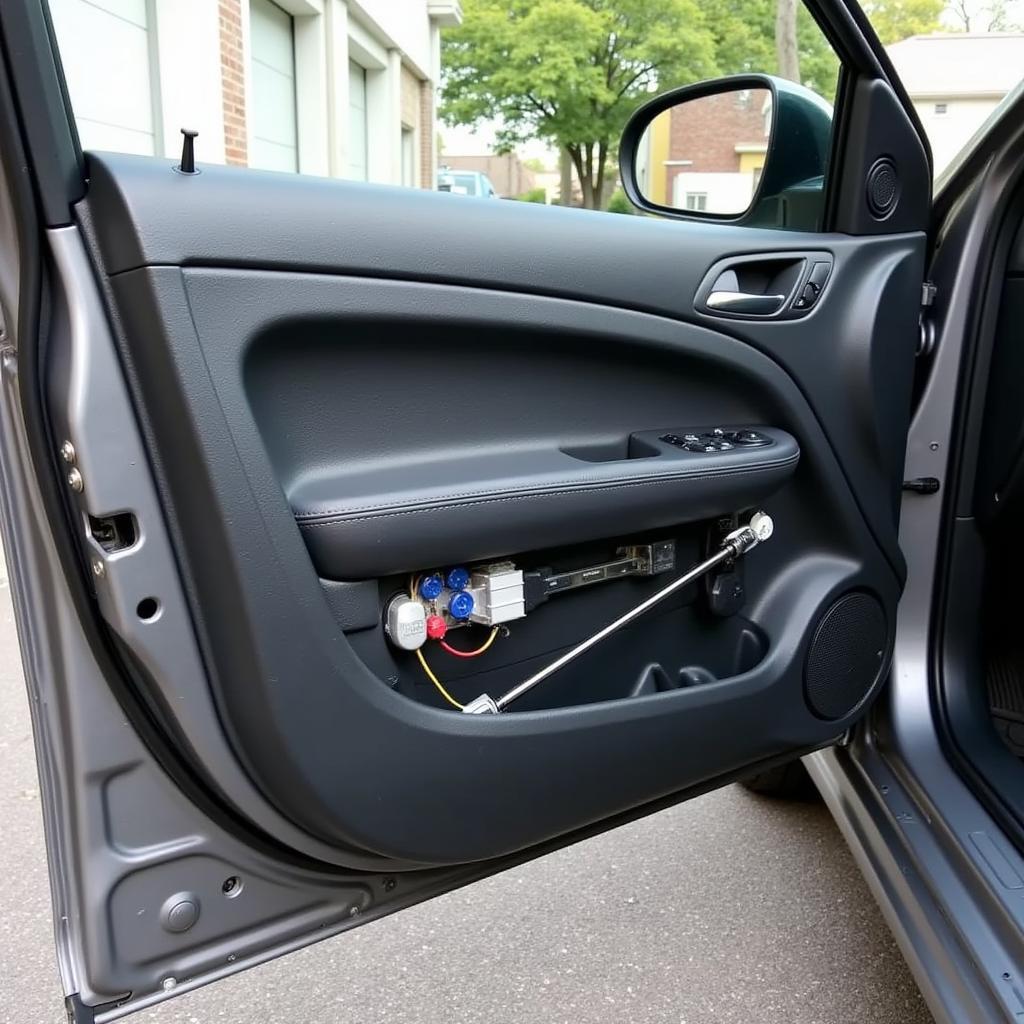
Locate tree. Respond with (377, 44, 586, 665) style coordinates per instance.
(860, 0, 943, 40)
(775, 0, 800, 81)
(441, 0, 718, 209)
(944, 0, 1021, 30)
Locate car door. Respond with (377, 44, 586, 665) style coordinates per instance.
(0, 0, 930, 1019)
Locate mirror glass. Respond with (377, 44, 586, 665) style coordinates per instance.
(636, 88, 773, 216)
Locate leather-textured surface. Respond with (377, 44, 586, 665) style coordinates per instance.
(85, 152, 923, 576)
(292, 430, 799, 577)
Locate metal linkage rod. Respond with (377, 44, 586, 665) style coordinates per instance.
(462, 511, 774, 714)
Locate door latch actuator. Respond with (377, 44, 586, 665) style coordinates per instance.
(461, 511, 774, 714)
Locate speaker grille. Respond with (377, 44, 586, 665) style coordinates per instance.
(804, 592, 887, 720)
(866, 158, 900, 220)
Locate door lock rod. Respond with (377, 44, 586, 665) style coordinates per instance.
(461, 511, 775, 714)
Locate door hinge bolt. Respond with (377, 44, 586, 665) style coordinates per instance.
(67, 467, 84, 493)
(60, 440, 76, 464)
(92, 559, 105, 579)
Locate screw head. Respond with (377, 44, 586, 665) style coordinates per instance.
(92, 560, 105, 579)
(67, 467, 83, 493)
(60, 441, 76, 464)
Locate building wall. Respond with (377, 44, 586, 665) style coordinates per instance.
(440, 154, 537, 197)
(910, 96, 1001, 176)
(220, 0, 249, 166)
(664, 89, 769, 203)
(50, 0, 459, 188)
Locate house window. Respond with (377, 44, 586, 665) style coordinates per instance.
(934, 102, 948, 116)
(401, 127, 416, 187)
(348, 60, 369, 181)
(249, 0, 298, 172)
(684, 192, 708, 212)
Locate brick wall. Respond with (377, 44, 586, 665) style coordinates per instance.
(219, 0, 248, 166)
(665, 89, 769, 199)
(419, 80, 434, 189)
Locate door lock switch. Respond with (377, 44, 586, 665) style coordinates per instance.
(792, 261, 831, 310)
(659, 429, 771, 453)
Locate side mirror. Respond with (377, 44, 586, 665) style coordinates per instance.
(619, 74, 833, 229)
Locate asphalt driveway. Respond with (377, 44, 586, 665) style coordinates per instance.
(0, 566, 931, 1024)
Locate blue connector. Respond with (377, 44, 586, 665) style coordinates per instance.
(448, 590, 475, 620)
(419, 574, 444, 601)
(446, 566, 471, 591)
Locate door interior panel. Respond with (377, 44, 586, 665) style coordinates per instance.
(70, 153, 925, 866)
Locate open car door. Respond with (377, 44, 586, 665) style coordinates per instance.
(0, 0, 931, 1019)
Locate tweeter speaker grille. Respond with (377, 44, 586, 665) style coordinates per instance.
(865, 158, 900, 220)
(804, 592, 887, 720)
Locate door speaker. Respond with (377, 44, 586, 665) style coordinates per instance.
(804, 592, 887, 720)
(865, 158, 900, 220)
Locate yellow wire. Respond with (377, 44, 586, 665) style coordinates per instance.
(415, 647, 465, 710)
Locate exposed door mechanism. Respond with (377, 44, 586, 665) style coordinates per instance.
(462, 511, 775, 714)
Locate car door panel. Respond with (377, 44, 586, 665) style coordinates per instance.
(61, 151, 922, 867)
(0, 0, 936, 1009)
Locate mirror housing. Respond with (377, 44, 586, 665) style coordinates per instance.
(619, 73, 833, 229)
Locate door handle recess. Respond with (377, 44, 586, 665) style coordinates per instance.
(706, 291, 786, 315)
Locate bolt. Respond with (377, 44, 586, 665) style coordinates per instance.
(383, 877, 397, 893)
(60, 441, 76, 464)
(161, 977, 177, 991)
(67, 467, 83, 493)
(92, 560, 105, 579)
(348, 905, 361, 918)
(929, 442, 939, 451)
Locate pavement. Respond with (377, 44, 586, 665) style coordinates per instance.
(0, 564, 932, 1024)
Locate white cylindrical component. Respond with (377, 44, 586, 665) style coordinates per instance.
(385, 595, 428, 651)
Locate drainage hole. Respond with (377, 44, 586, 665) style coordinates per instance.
(136, 597, 160, 621)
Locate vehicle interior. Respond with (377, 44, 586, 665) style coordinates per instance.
(935, 175, 1024, 851)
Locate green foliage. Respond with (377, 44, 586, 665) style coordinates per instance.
(442, 0, 942, 206)
(441, 0, 719, 206)
(605, 188, 635, 214)
(516, 186, 549, 202)
(862, 0, 943, 41)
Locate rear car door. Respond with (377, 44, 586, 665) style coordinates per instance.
(0, 0, 930, 1018)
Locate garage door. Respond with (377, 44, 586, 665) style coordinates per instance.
(48, 0, 156, 155)
(250, 0, 299, 172)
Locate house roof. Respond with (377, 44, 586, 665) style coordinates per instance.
(886, 33, 1024, 98)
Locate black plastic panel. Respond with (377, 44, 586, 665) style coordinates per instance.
(103, 259, 904, 864)
(86, 153, 923, 576)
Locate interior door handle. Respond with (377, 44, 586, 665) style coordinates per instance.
(706, 291, 786, 315)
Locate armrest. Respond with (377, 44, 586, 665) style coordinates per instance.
(291, 426, 799, 578)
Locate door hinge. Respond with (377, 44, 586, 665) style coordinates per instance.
(903, 477, 940, 494)
(921, 281, 937, 307)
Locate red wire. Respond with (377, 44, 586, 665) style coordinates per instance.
(439, 634, 495, 658)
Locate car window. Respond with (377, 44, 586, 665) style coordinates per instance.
(858, 3, 1024, 179)
(47, 0, 840, 217)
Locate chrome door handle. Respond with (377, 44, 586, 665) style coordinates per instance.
(706, 291, 786, 315)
